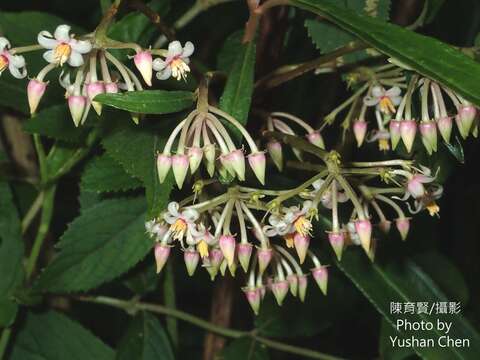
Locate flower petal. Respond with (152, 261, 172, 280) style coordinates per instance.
(152, 58, 167, 71)
(156, 66, 172, 80)
(67, 51, 84, 67)
(168, 41, 183, 57)
(0, 37, 11, 51)
(183, 209, 199, 222)
(42, 50, 55, 63)
(54, 24, 71, 42)
(8, 62, 26, 79)
(38, 31, 57, 49)
(371, 85, 384, 98)
(363, 96, 380, 106)
(167, 201, 180, 216)
(182, 41, 194, 58)
(386, 86, 401, 97)
(71, 39, 92, 54)
(8, 54, 26, 68)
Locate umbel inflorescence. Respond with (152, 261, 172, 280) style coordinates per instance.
(1, 9, 476, 316)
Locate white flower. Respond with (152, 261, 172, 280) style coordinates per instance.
(263, 213, 290, 237)
(363, 86, 402, 114)
(38, 25, 92, 67)
(163, 202, 199, 241)
(153, 41, 194, 81)
(345, 222, 361, 246)
(189, 224, 215, 258)
(282, 201, 314, 236)
(312, 179, 348, 209)
(145, 219, 168, 241)
(0, 37, 27, 79)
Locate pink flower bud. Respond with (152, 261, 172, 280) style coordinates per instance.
(328, 232, 344, 261)
(221, 149, 245, 180)
(184, 249, 200, 276)
(27, 79, 47, 114)
(156, 154, 172, 183)
(187, 146, 203, 174)
(293, 233, 310, 264)
(203, 144, 216, 177)
(267, 140, 283, 170)
(400, 120, 417, 153)
(456, 105, 477, 139)
(378, 220, 392, 234)
(237, 243, 253, 272)
(389, 120, 401, 150)
(248, 152, 266, 185)
(219, 234, 236, 267)
(355, 219, 372, 253)
(271, 280, 289, 306)
(242, 287, 261, 315)
(311, 266, 328, 295)
(228, 258, 237, 277)
(286, 274, 298, 296)
(257, 247, 272, 274)
(154, 244, 171, 273)
(67, 95, 87, 127)
(105, 82, 119, 94)
(353, 121, 367, 147)
(297, 274, 308, 302)
(134, 51, 153, 86)
(205, 248, 224, 281)
(419, 121, 438, 154)
(86, 82, 105, 115)
(171, 154, 189, 189)
(395, 218, 410, 241)
(437, 116, 452, 143)
(306, 131, 325, 149)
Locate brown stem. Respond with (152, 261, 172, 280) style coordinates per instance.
(255, 41, 366, 90)
(128, 0, 176, 42)
(243, 0, 290, 43)
(202, 277, 234, 360)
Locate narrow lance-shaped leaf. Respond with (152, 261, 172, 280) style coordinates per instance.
(35, 197, 153, 292)
(290, 0, 480, 107)
(337, 248, 480, 359)
(95, 90, 195, 114)
(219, 36, 256, 125)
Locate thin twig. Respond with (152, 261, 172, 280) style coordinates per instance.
(76, 295, 345, 360)
(128, 0, 175, 42)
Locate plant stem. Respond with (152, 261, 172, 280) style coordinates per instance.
(33, 134, 47, 181)
(76, 295, 345, 360)
(0, 329, 12, 360)
(25, 186, 56, 280)
(128, 0, 175, 41)
(163, 262, 178, 347)
(21, 191, 44, 234)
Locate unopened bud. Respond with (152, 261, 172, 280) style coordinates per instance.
(257, 247, 272, 274)
(133, 51, 153, 86)
(456, 105, 476, 139)
(328, 232, 344, 261)
(400, 120, 417, 153)
(298, 274, 308, 302)
(437, 116, 452, 143)
(27, 79, 47, 114)
(267, 140, 283, 170)
(219, 234, 236, 267)
(243, 287, 261, 315)
(419, 121, 438, 154)
(184, 249, 200, 276)
(389, 120, 401, 150)
(311, 266, 328, 295)
(353, 121, 367, 147)
(271, 280, 289, 306)
(86, 82, 105, 115)
(188, 146, 203, 174)
(287, 274, 298, 296)
(293, 233, 310, 264)
(248, 152, 266, 185)
(395, 217, 410, 241)
(355, 219, 372, 253)
(172, 154, 189, 189)
(157, 154, 172, 183)
(105, 82, 119, 94)
(67, 95, 87, 127)
(154, 244, 171, 273)
(237, 243, 253, 272)
(306, 131, 325, 149)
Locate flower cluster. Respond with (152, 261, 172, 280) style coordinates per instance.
(330, 64, 479, 154)
(146, 153, 442, 313)
(157, 100, 266, 189)
(1, 25, 194, 126)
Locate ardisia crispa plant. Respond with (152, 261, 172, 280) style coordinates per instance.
(2, 0, 480, 359)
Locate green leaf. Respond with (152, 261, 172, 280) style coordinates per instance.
(10, 311, 114, 360)
(102, 116, 174, 216)
(337, 248, 480, 359)
(116, 312, 174, 360)
(0, 180, 24, 327)
(35, 197, 153, 292)
(217, 30, 244, 73)
(219, 37, 256, 125)
(223, 338, 269, 360)
(95, 90, 195, 114)
(306, 0, 390, 62)
(23, 104, 90, 143)
(379, 319, 416, 360)
(291, 0, 480, 107)
(81, 154, 142, 193)
(0, 12, 84, 113)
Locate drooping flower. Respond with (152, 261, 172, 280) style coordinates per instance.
(312, 179, 348, 208)
(153, 41, 194, 81)
(38, 25, 92, 66)
(0, 37, 27, 79)
(283, 201, 314, 237)
(163, 202, 199, 241)
(364, 86, 402, 115)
